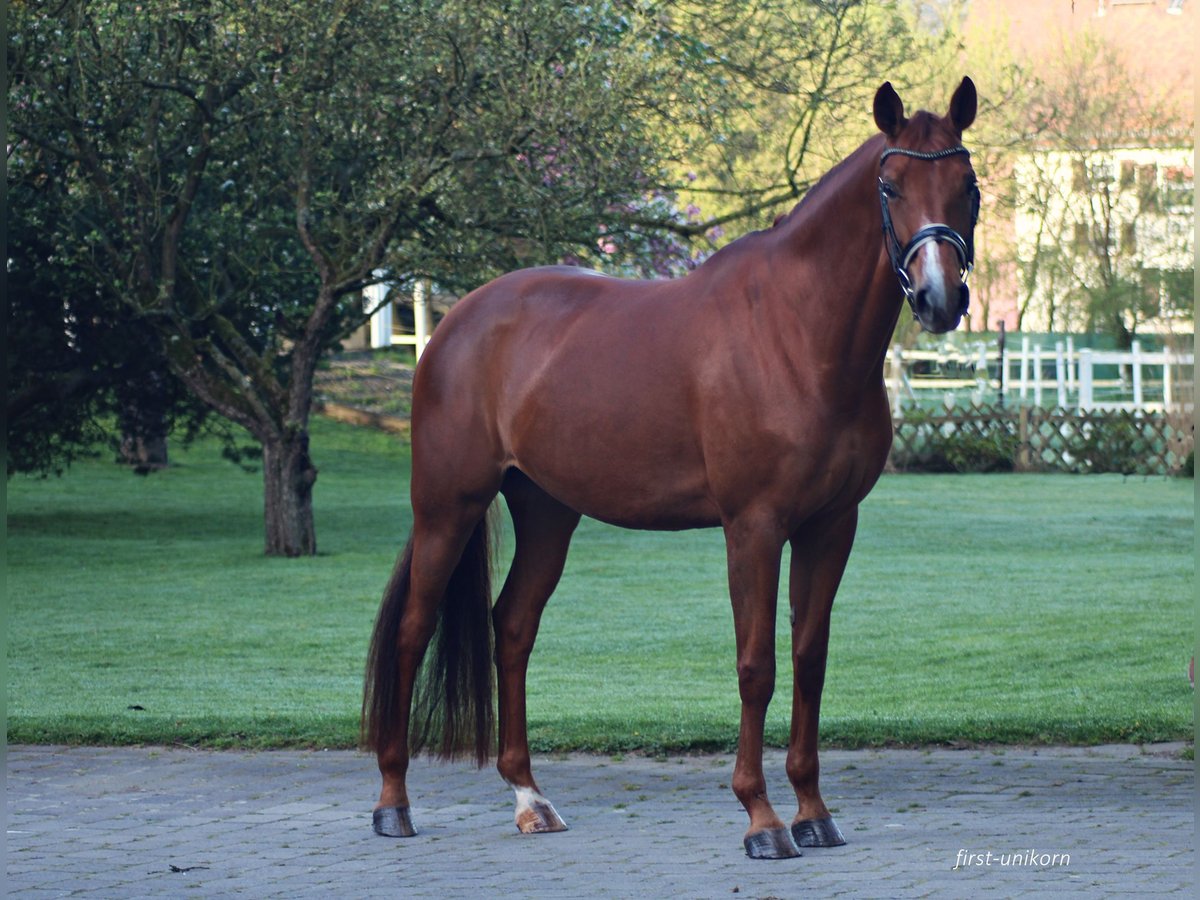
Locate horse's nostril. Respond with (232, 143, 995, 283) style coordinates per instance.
(958, 283, 970, 315)
(914, 287, 931, 319)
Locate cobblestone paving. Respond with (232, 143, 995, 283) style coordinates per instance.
(6, 743, 1193, 898)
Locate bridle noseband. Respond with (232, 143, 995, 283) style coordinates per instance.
(878, 145, 981, 311)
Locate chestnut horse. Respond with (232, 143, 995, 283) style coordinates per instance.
(364, 78, 979, 858)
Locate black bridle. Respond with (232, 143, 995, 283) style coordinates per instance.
(878, 145, 981, 311)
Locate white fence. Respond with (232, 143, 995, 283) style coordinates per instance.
(362, 280, 434, 359)
(886, 337, 1194, 415)
(360, 284, 1192, 415)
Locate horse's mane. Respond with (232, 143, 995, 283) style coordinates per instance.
(694, 110, 953, 273)
(772, 133, 886, 228)
(695, 134, 884, 271)
(780, 111, 948, 225)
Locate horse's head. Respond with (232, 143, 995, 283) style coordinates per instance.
(873, 77, 979, 334)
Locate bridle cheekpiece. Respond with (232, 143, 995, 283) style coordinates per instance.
(878, 145, 980, 310)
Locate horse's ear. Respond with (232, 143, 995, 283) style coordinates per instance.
(948, 76, 976, 133)
(873, 82, 906, 138)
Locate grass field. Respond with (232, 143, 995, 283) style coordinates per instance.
(6, 417, 1194, 751)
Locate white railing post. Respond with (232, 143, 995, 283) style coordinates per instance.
(1020, 336, 1030, 402)
(413, 279, 432, 361)
(1130, 340, 1143, 411)
(1055, 341, 1067, 409)
(1164, 354, 1174, 408)
(1078, 348, 1094, 412)
(365, 282, 392, 349)
(1033, 343, 1043, 408)
(975, 342, 988, 402)
(1000, 340, 1010, 406)
(889, 345, 904, 417)
(1066, 336, 1076, 394)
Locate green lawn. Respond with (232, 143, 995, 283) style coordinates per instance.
(5, 417, 1194, 750)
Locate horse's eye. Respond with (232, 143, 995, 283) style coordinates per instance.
(880, 180, 900, 199)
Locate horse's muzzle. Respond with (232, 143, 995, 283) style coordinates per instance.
(913, 282, 968, 334)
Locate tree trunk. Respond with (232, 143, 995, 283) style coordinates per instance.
(119, 429, 169, 473)
(262, 429, 319, 557)
(117, 390, 170, 474)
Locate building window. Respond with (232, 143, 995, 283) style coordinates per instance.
(1072, 159, 1088, 191)
(1162, 166, 1194, 210)
(1088, 160, 1114, 184)
(1120, 221, 1137, 254)
(1136, 164, 1159, 209)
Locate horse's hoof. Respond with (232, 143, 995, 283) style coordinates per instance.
(513, 786, 568, 834)
(515, 797, 568, 834)
(373, 806, 416, 837)
(791, 815, 846, 848)
(743, 826, 802, 859)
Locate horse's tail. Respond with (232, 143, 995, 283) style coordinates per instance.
(362, 514, 496, 767)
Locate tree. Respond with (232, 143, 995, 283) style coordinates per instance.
(1011, 31, 1193, 341)
(656, 1, 959, 246)
(10, 0, 995, 552)
(947, 0, 1045, 334)
(7, 147, 220, 476)
(9, 0, 682, 554)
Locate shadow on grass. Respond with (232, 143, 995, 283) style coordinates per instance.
(7, 509, 262, 543)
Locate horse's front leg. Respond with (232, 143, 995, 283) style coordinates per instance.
(785, 507, 858, 848)
(724, 516, 800, 859)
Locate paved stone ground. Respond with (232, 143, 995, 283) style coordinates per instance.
(6, 743, 1193, 898)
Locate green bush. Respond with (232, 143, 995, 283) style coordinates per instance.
(893, 407, 1188, 476)
(1067, 416, 1145, 475)
(941, 427, 1019, 473)
(892, 408, 1017, 473)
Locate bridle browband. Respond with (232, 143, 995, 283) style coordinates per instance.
(878, 145, 981, 313)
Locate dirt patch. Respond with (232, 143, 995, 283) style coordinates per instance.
(314, 353, 415, 420)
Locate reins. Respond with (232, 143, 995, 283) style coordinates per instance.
(878, 145, 981, 313)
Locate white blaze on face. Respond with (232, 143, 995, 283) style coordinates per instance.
(921, 234, 946, 301)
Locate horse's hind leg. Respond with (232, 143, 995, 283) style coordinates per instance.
(785, 508, 857, 849)
(493, 471, 580, 833)
(369, 495, 496, 837)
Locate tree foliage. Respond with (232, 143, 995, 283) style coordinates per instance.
(960, 15, 1193, 341)
(8, 0, 988, 550)
(660, 1, 959, 247)
(9, 0, 685, 553)
(7, 149, 219, 476)
(1019, 32, 1193, 342)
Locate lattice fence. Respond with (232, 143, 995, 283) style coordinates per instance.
(890, 404, 1195, 475)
